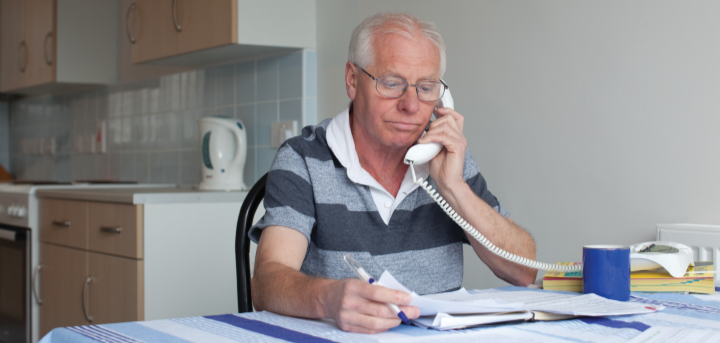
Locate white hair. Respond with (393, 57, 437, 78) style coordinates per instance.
(348, 12, 446, 77)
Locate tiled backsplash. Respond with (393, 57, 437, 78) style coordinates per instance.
(0, 103, 9, 171)
(6, 50, 317, 187)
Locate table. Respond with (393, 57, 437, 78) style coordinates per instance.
(39, 286, 720, 343)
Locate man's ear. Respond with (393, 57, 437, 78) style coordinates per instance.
(345, 62, 357, 100)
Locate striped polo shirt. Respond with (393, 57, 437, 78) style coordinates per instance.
(249, 107, 508, 295)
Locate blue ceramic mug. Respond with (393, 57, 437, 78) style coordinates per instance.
(582, 245, 630, 301)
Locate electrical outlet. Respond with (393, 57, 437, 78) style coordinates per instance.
(271, 121, 298, 148)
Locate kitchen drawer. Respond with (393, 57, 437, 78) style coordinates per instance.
(39, 199, 88, 249)
(88, 203, 143, 259)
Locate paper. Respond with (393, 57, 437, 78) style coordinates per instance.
(377, 271, 524, 316)
(378, 270, 660, 316)
(412, 312, 533, 330)
(628, 326, 720, 343)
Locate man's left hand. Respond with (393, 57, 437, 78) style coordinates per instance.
(417, 107, 467, 195)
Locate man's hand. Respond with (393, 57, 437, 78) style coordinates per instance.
(252, 226, 419, 334)
(417, 106, 467, 198)
(321, 279, 419, 334)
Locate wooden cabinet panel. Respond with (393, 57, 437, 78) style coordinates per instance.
(88, 203, 143, 259)
(132, 0, 178, 63)
(88, 252, 144, 324)
(177, 0, 235, 54)
(0, 0, 26, 91)
(39, 199, 87, 250)
(39, 243, 88, 337)
(24, 0, 55, 87)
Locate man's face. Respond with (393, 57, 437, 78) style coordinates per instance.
(347, 32, 441, 151)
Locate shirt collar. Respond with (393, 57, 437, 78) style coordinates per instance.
(326, 103, 430, 191)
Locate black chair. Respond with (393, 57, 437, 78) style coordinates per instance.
(235, 172, 268, 313)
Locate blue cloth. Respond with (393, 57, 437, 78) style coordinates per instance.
(40, 287, 720, 342)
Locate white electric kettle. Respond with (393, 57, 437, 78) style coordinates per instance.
(198, 116, 248, 191)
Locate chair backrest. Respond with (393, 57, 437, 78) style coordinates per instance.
(235, 172, 268, 313)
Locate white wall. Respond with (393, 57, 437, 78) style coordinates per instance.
(317, 1, 720, 289)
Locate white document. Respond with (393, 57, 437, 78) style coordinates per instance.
(377, 270, 662, 328)
(412, 312, 533, 330)
(628, 326, 720, 343)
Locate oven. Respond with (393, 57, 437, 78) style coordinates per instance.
(0, 224, 30, 343)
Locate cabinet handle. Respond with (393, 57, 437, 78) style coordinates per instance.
(82, 276, 93, 323)
(32, 264, 43, 305)
(52, 220, 70, 227)
(43, 32, 53, 66)
(172, 0, 182, 31)
(99, 226, 122, 234)
(126, 3, 136, 43)
(17, 40, 26, 72)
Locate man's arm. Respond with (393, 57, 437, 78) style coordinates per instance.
(419, 107, 538, 286)
(251, 225, 420, 333)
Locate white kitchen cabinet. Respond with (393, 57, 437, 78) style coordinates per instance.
(124, 0, 316, 66)
(0, 0, 118, 95)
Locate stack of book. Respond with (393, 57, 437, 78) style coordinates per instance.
(542, 261, 715, 294)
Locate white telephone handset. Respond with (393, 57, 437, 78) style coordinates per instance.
(403, 89, 453, 165)
(404, 88, 581, 273)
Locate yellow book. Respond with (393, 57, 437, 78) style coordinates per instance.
(630, 262, 715, 294)
(543, 262, 583, 292)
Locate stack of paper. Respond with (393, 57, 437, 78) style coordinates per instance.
(542, 261, 715, 294)
(542, 262, 583, 292)
(377, 271, 663, 330)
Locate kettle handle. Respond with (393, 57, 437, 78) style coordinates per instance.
(216, 119, 245, 165)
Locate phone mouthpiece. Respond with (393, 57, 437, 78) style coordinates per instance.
(404, 142, 443, 165)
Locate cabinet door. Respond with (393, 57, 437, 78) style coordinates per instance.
(88, 203, 143, 259)
(39, 199, 87, 250)
(24, 0, 55, 87)
(88, 252, 143, 324)
(39, 243, 88, 337)
(0, 0, 25, 91)
(177, 0, 235, 54)
(132, 0, 178, 63)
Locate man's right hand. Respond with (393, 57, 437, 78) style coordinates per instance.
(321, 278, 420, 334)
(252, 225, 419, 334)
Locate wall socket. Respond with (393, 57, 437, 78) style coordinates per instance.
(271, 121, 298, 148)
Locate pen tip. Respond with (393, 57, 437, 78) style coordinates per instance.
(368, 278, 375, 284)
(398, 312, 410, 325)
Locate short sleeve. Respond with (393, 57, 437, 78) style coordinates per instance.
(248, 142, 317, 243)
(463, 150, 510, 218)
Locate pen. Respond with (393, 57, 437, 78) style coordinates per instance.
(342, 254, 410, 325)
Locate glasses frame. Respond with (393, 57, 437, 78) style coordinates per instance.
(356, 65, 448, 102)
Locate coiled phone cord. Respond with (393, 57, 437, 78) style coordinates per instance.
(409, 162, 582, 273)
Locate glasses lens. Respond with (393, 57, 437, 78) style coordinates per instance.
(376, 76, 408, 98)
(417, 81, 444, 101)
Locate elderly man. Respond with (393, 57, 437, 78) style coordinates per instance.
(249, 12, 537, 333)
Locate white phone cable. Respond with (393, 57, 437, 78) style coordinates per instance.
(408, 161, 582, 273)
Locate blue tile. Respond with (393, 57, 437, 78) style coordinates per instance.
(256, 102, 277, 146)
(244, 146, 256, 187)
(236, 104, 255, 146)
(180, 110, 203, 149)
(305, 97, 316, 126)
(279, 99, 302, 122)
(216, 64, 236, 107)
(201, 67, 216, 108)
(180, 149, 202, 186)
(135, 152, 150, 183)
(304, 50, 317, 98)
(279, 52, 302, 99)
(256, 146, 278, 178)
(257, 57, 278, 102)
(236, 60, 255, 104)
(216, 106, 234, 119)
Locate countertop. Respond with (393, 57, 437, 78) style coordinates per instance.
(36, 187, 249, 204)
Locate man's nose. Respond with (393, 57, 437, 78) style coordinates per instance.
(397, 86, 420, 114)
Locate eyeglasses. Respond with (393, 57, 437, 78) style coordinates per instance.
(357, 65, 448, 102)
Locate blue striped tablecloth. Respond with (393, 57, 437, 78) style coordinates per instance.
(40, 286, 720, 343)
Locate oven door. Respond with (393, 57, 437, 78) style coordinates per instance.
(0, 224, 30, 343)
